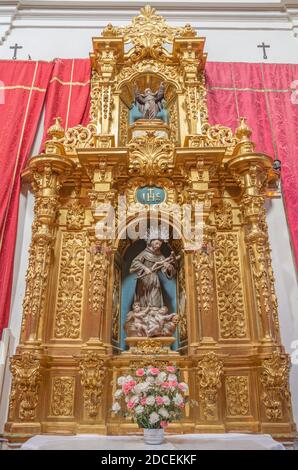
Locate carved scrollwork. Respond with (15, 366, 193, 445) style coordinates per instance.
(9, 353, 42, 421)
(128, 131, 175, 176)
(78, 353, 107, 418)
(214, 201, 233, 230)
(189, 122, 237, 148)
(88, 241, 110, 318)
(196, 352, 223, 421)
(50, 377, 75, 417)
(62, 123, 96, 151)
(54, 232, 87, 339)
(214, 233, 247, 338)
(225, 376, 250, 416)
(260, 351, 291, 421)
(66, 200, 85, 230)
(103, 5, 196, 64)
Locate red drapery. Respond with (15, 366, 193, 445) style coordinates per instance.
(1, 59, 297, 338)
(40, 58, 91, 148)
(206, 62, 298, 266)
(0, 60, 53, 337)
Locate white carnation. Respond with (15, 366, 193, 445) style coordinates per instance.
(134, 383, 143, 394)
(114, 389, 123, 398)
(173, 393, 183, 405)
(146, 376, 155, 384)
(146, 395, 155, 406)
(159, 407, 169, 418)
(156, 372, 167, 383)
(168, 374, 177, 382)
(135, 405, 144, 415)
(117, 376, 126, 385)
(162, 395, 171, 406)
(131, 395, 139, 404)
(149, 412, 160, 425)
(112, 402, 121, 412)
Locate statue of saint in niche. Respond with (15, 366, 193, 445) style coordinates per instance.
(129, 82, 168, 124)
(124, 239, 179, 338)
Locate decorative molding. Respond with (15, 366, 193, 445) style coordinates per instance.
(1, 2, 298, 41)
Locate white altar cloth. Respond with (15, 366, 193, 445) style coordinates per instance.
(21, 433, 284, 450)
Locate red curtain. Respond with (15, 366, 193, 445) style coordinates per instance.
(0, 60, 53, 337)
(40, 58, 91, 148)
(206, 62, 298, 267)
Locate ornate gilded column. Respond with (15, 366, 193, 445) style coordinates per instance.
(77, 148, 126, 348)
(227, 118, 278, 344)
(173, 35, 207, 140)
(177, 147, 224, 350)
(20, 118, 75, 345)
(90, 32, 124, 145)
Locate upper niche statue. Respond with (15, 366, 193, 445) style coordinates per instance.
(129, 82, 168, 124)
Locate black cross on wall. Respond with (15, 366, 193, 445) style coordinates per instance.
(10, 43, 23, 60)
(257, 42, 270, 60)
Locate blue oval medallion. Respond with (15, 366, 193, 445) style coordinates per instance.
(136, 186, 166, 205)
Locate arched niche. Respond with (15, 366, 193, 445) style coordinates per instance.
(117, 71, 180, 146)
(110, 219, 187, 354)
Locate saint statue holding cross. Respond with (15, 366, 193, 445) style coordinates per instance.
(130, 239, 176, 308)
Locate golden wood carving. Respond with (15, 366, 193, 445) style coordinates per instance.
(5, 6, 296, 441)
(9, 353, 42, 422)
(78, 353, 106, 418)
(214, 233, 247, 338)
(128, 131, 175, 176)
(50, 377, 75, 417)
(196, 352, 223, 421)
(54, 232, 87, 339)
(260, 351, 291, 421)
(226, 376, 250, 417)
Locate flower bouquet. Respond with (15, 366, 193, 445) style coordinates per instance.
(112, 364, 189, 445)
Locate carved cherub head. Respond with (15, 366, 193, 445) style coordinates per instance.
(132, 302, 141, 313)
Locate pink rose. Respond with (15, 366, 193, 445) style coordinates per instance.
(160, 421, 168, 428)
(127, 401, 135, 409)
(169, 380, 178, 388)
(136, 369, 145, 377)
(178, 402, 185, 409)
(150, 367, 160, 376)
(141, 398, 147, 405)
(166, 366, 176, 373)
(156, 396, 164, 405)
(122, 381, 136, 394)
(162, 381, 170, 388)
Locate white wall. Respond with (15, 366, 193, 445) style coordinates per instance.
(0, 0, 297, 432)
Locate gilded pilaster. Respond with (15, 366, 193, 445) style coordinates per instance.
(20, 118, 75, 344)
(228, 118, 278, 344)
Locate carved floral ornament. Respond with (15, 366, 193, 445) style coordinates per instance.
(102, 5, 196, 57)
(78, 353, 107, 418)
(9, 353, 42, 422)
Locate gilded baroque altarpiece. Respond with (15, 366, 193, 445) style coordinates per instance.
(5, 6, 296, 440)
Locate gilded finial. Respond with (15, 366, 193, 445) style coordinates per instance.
(235, 117, 252, 142)
(47, 117, 65, 140)
(233, 117, 255, 155)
